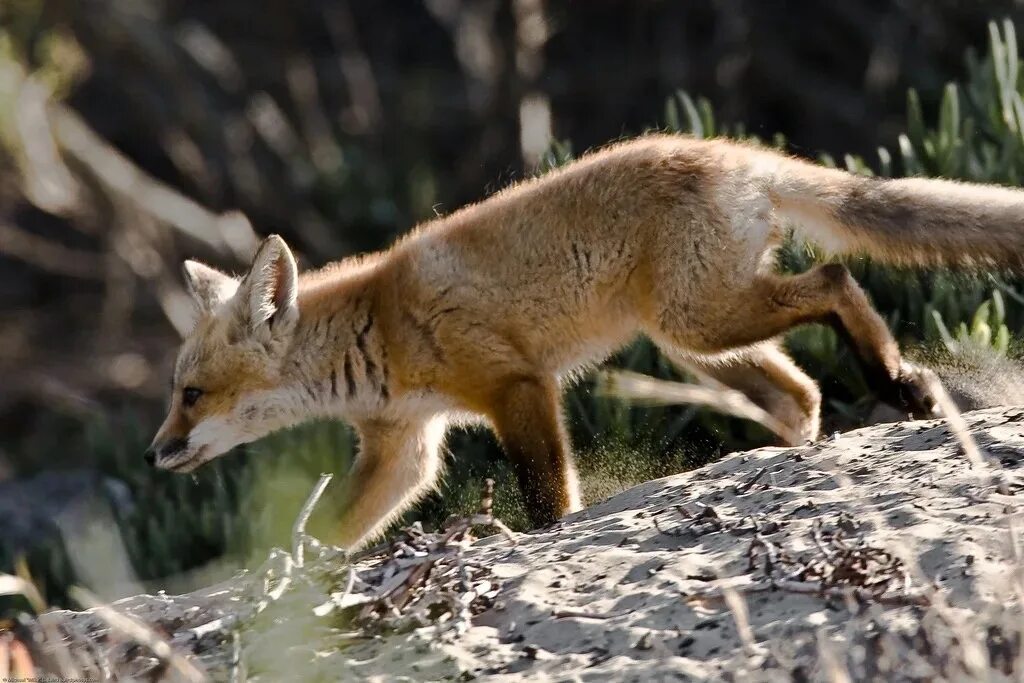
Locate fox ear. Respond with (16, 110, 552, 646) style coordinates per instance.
(238, 234, 298, 338)
(183, 260, 239, 314)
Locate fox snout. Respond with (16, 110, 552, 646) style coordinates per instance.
(144, 437, 188, 467)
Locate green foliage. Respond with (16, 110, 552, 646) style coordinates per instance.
(897, 20, 1024, 183)
(664, 91, 717, 139)
(929, 290, 1012, 355)
(537, 138, 574, 175)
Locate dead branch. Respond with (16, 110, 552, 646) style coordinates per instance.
(51, 108, 258, 262)
(687, 514, 931, 613)
(686, 577, 930, 608)
(0, 220, 104, 279)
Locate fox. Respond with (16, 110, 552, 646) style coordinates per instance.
(146, 133, 1024, 549)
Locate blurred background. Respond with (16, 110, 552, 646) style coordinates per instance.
(4, 0, 1024, 606)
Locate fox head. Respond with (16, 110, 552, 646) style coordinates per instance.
(146, 235, 304, 473)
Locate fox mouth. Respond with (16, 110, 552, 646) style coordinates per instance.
(161, 446, 210, 474)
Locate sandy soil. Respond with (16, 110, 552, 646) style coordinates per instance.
(35, 406, 1024, 681)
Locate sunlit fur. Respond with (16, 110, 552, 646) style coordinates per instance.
(150, 133, 1024, 549)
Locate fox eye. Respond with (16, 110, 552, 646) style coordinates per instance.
(182, 387, 203, 407)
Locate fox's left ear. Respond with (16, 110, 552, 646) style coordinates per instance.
(237, 234, 299, 341)
(183, 260, 240, 314)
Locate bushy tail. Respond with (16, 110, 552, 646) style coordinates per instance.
(771, 156, 1024, 270)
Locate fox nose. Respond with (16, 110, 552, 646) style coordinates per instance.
(145, 438, 187, 467)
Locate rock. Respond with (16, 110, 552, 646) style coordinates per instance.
(0, 468, 134, 554)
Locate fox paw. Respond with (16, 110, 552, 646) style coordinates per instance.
(891, 361, 940, 419)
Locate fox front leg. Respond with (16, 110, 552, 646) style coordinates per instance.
(332, 416, 447, 549)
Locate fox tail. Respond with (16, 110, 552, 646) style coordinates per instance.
(771, 156, 1024, 270)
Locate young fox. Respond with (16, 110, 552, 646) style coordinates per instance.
(147, 133, 1024, 549)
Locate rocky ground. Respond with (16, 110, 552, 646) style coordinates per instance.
(12, 406, 1024, 681)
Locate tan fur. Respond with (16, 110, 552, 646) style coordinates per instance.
(149, 133, 1024, 549)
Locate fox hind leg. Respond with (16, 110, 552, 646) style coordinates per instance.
(774, 264, 939, 418)
(658, 263, 938, 419)
(662, 342, 822, 446)
(488, 375, 582, 528)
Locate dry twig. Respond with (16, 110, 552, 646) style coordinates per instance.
(292, 473, 333, 568)
(686, 516, 930, 609)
